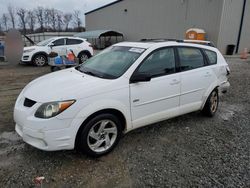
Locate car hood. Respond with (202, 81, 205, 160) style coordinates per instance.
(23, 45, 44, 51)
(22, 68, 113, 103)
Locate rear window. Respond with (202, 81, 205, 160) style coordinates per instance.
(67, 39, 83, 45)
(204, 50, 217, 65)
(178, 47, 205, 71)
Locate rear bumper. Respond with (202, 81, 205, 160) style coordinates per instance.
(219, 81, 230, 94)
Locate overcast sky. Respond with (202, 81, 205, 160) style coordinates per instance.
(0, 0, 116, 25)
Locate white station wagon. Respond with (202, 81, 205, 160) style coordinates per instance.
(14, 39, 230, 157)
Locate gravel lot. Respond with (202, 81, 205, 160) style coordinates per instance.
(0, 59, 249, 187)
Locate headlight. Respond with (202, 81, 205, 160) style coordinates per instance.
(23, 48, 35, 53)
(35, 100, 75, 119)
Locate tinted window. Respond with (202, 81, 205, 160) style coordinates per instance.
(178, 48, 205, 71)
(53, 39, 65, 46)
(137, 48, 175, 77)
(78, 46, 144, 79)
(67, 39, 83, 45)
(204, 50, 217, 65)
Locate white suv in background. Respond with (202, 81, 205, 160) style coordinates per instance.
(21, 37, 94, 66)
(14, 40, 230, 157)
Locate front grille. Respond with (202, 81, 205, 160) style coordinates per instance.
(24, 98, 36, 107)
(23, 56, 29, 60)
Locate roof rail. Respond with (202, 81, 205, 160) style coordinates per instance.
(140, 38, 215, 47)
(183, 40, 215, 47)
(140, 38, 183, 42)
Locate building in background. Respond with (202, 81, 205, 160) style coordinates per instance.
(85, 0, 249, 54)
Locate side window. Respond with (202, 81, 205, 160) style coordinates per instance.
(204, 50, 217, 65)
(53, 39, 65, 46)
(178, 47, 205, 71)
(67, 39, 83, 45)
(137, 48, 175, 77)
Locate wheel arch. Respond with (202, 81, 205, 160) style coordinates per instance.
(31, 51, 49, 62)
(77, 50, 92, 58)
(75, 108, 127, 149)
(201, 85, 219, 110)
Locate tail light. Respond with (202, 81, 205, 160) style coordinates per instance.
(226, 66, 230, 76)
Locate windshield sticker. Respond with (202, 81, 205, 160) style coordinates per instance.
(129, 48, 145, 53)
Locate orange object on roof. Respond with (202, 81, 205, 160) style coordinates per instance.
(186, 28, 206, 41)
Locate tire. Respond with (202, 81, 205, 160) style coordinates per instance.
(78, 52, 90, 64)
(51, 66, 61, 72)
(32, 54, 47, 67)
(77, 113, 122, 157)
(202, 89, 219, 117)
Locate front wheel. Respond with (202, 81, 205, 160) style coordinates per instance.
(33, 54, 47, 67)
(77, 114, 122, 157)
(202, 89, 219, 117)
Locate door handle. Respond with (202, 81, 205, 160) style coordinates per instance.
(170, 79, 180, 85)
(204, 72, 212, 77)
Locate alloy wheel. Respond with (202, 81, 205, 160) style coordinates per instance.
(87, 119, 118, 153)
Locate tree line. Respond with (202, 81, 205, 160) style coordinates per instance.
(0, 5, 85, 34)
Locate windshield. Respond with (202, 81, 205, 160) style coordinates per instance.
(36, 38, 55, 46)
(77, 46, 145, 79)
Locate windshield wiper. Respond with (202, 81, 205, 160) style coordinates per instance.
(82, 70, 104, 78)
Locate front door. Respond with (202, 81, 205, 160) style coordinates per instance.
(51, 38, 66, 56)
(130, 47, 181, 128)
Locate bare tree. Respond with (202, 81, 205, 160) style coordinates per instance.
(56, 12, 63, 31)
(36, 7, 45, 32)
(63, 13, 72, 31)
(49, 8, 57, 31)
(27, 10, 36, 32)
(17, 8, 27, 33)
(73, 10, 82, 30)
(1, 13, 9, 31)
(7, 4, 16, 29)
(44, 8, 51, 31)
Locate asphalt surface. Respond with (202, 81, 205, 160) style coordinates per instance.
(0, 59, 249, 187)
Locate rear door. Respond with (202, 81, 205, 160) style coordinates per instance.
(66, 38, 84, 56)
(177, 47, 216, 112)
(130, 47, 181, 128)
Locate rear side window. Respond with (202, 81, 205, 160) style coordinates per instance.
(204, 50, 217, 65)
(137, 48, 175, 77)
(177, 47, 205, 71)
(53, 39, 65, 46)
(67, 39, 83, 45)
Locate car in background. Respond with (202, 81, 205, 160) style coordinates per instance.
(14, 39, 230, 157)
(21, 37, 94, 66)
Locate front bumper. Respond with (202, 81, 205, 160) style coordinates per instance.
(14, 96, 78, 151)
(15, 123, 74, 151)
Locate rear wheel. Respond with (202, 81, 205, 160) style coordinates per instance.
(202, 89, 219, 117)
(78, 52, 90, 64)
(33, 54, 47, 67)
(77, 113, 122, 157)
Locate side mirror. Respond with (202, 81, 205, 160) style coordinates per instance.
(130, 73, 151, 83)
(49, 43, 55, 49)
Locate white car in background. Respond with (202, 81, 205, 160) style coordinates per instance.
(14, 39, 230, 157)
(21, 37, 94, 66)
